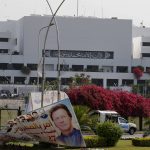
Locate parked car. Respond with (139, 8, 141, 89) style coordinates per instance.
(0, 90, 11, 98)
(89, 110, 137, 135)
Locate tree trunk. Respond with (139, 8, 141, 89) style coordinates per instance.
(139, 116, 143, 131)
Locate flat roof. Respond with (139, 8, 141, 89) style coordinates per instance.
(91, 110, 118, 114)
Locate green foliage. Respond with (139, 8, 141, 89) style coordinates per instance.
(132, 81, 150, 97)
(96, 122, 123, 146)
(143, 130, 150, 137)
(84, 135, 107, 148)
(132, 85, 139, 94)
(90, 112, 100, 131)
(132, 138, 150, 147)
(144, 118, 150, 130)
(137, 66, 144, 72)
(70, 73, 91, 87)
(44, 80, 58, 90)
(21, 66, 31, 75)
(73, 105, 92, 127)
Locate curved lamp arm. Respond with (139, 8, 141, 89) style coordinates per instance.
(41, 0, 66, 107)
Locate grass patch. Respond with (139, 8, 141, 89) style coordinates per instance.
(107, 140, 150, 150)
(0, 110, 17, 126)
(1, 140, 150, 150)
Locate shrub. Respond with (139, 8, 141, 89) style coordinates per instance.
(73, 105, 92, 127)
(84, 135, 106, 148)
(21, 66, 31, 75)
(96, 122, 123, 146)
(132, 138, 150, 147)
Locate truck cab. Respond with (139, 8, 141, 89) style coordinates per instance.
(89, 110, 137, 135)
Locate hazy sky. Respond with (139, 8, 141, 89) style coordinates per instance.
(0, 0, 150, 27)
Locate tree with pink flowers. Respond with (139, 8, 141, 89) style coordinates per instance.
(132, 66, 144, 80)
(67, 85, 150, 118)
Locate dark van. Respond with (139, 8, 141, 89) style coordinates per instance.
(0, 90, 11, 98)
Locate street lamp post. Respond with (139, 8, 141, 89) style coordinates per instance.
(41, 0, 66, 108)
(37, 24, 54, 90)
(45, 0, 61, 102)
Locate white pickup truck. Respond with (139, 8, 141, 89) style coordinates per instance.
(89, 110, 137, 135)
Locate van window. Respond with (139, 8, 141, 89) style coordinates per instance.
(105, 114, 111, 121)
(111, 116, 118, 123)
(118, 117, 128, 123)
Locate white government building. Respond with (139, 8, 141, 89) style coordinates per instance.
(0, 15, 150, 93)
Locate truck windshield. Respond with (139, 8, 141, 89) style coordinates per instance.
(118, 117, 128, 123)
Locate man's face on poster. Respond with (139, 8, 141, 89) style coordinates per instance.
(32, 112, 39, 119)
(52, 108, 72, 132)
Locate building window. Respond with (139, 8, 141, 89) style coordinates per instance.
(102, 66, 113, 72)
(15, 38, 17, 45)
(57, 64, 69, 71)
(14, 77, 26, 84)
(86, 65, 99, 72)
(0, 63, 8, 70)
(142, 42, 150, 46)
(61, 78, 71, 85)
(27, 64, 37, 70)
(72, 65, 84, 71)
(137, 80, 145, 85)
(92, 79, 103, 86)
(45, 64, 54, 71)
(37, 77, 42, 84)
(46, 78, 57, 82)
(122, 79, 133, 86)
(61, 64, 69, 71)
(137, 80, 146, 94)
(0, 49, 8, 53)
(0, 38, 8, 42)
(0, 76, 11, 84)
(116, 66, 128, 73)
(146, 67, 150, 73)
(107, 79, 118, 87)
(7, 64, 13, 70)
(12, 63, 23, 70)
(29, 77, 37, 84)
(142, 53, 150, 57)
(12, 51, 19, 55)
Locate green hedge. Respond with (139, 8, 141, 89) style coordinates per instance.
(96, 122, 123, 146)
(132, 138, 150, 147)
(84, 135, 107, 148)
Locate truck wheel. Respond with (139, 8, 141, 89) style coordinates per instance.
(129, 128, 135, 135)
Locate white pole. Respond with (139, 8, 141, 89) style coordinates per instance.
(45, 0, 61, 101)
(77, 0, 79, 17)
(41, 0, 66, 108)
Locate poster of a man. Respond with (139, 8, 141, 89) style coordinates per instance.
(1, 98, 85, 147)
(49, 102, 86, 147)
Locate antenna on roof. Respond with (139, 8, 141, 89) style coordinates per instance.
(77, 0, 79, 17)
(101, 0, 104, 18)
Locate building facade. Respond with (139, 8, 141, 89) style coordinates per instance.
(0, 15, 150, 91)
